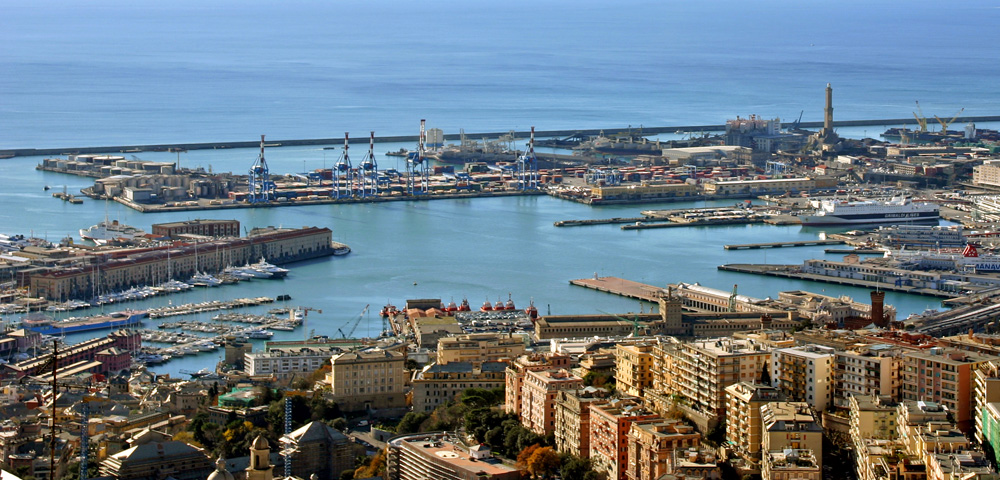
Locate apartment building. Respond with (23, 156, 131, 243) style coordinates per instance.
(590, 398, 659, 480)
(975, 361, 1000, 465)
(760, 402, 823, 470)
(771, 345, 834, 412)
(616, 341, 656, 397)
(626, 419, 700, 480)
(436, 333, 526, 365)
(848, 394, 898, 447)
(724, 382, 785, 467)
(504, 352, 571, 415)
(326, 348, 407, 412)
(762, 449, 821, 480)
(668, 338, 772, 419)
(411, 361, 506, 413)
(554, 387, 612, 459)
(521, 368, 584, 436)
(897, 400, 967, 457)
(244, 345, 341, 381)
(901, 347, 999, 432)
(836, 344, 902, 407)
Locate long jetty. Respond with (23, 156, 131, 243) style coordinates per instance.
(724, 240, 846, 250)
(6, 115, 1000, 158)
(569, 276, 664, 302)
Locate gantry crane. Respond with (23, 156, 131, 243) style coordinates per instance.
(728, 284, 739, 312)
(935, 107, 964, 133)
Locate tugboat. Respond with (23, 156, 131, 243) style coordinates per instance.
(480, 298, 494, 312)
(494, 298, 505, 311)
(444, 298, 458, 313)
(458, 297, 472, 312)
(504, 293, 516, 310)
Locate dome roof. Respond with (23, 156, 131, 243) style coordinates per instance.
(251, 435, 269, 450)
(207, 457, 235, 480)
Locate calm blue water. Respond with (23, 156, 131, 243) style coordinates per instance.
(2, 0, 999, 148)
(1, 0, 993, 375)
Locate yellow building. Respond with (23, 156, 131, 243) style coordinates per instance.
(591, 183, 698, 203)
(615, 342, 656, 397)
(760, 402, 823, 470)
(326, 348, 407, 412)
(724, 382, 785, 468)
(702, 177, 815, 196)
(436, 333, 526, 365)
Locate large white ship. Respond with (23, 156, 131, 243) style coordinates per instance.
(79, 219, 147, 245)
(798, 196, 939, 226)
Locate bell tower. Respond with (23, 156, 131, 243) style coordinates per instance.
(246, 435, 274, 480)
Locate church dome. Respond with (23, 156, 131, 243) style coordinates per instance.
(207, 457, 235, 480)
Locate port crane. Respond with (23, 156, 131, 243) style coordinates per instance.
(913, 101, 929, 133)
(248, 135, 275, 203)
(935, 107, 964, 133)
(599, 309, 644, 337)
(298, 307, 321, 341)
(338, 304, 370, 339)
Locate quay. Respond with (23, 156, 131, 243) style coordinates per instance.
(569, 276, 663, 302)
(6, 115, 1000, 158)
(624, 217, 765, 230)
(724, 240, 846, 250)
(554, 216, 656, 227)
(824, 248, 884, 254)
(717, 263, 957, 298)
(147, 297, 275, 319)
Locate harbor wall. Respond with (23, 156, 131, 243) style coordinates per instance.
(5, 116, 1000, 158)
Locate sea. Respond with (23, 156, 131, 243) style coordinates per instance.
(1, 0, 998, 376)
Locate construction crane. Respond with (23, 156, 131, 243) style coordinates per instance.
(338, 304, 370, 339)
(19, 340, 61, 480)
(913, 101, 929, 133)
(298, 307, 321, 341)
(728, 284, 739, 312)
(935, 107, 965, 133)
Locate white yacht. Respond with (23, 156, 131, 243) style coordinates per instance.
(80, 219, 147, 245)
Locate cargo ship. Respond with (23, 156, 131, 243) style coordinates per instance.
(798, 196, 939, 226)
(23, 309, 147, 334)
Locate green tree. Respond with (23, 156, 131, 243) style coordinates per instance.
(396, 412, 430, 434)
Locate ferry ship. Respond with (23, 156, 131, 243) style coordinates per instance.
(798, 196, 939, 226)
(79, 220, 146, 245)
(23, 309, 147, 335)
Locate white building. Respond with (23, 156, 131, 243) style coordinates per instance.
(771, 345, 834, 412)
(244, 346, 341, 381)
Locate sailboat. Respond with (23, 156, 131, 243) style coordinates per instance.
(160, 248, 192, 292)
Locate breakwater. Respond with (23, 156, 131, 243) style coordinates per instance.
(6, 116, 1000, 158)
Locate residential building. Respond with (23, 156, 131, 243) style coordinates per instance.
(521, 368, 584, 436)
(836, 344, 902, 407)
(553, 387, 611, 459)
(436, 333, 526, 365)
(244, 345, 341, 381)
(665, 338, 772, 419)
(410, 361, 506, 413)
(616, 342, 656, 397)
(590, 398, 659, 480)
(762, 449, 821, 480)
(849, 394, 898, 447)
(760, 402, 823, 470)
(326, 348, 407, 412)
(896, 400, 967, 457)
(901, 347, 999, 432)
(504, 352, 571, 416)
(626, 418, 700, 480)
(724, 382, 785, 467)
(387, 432, 520, 480)
(925, 451, 998, 480)
(771, 345, 834, 412)
(976, 361, 1000, 465)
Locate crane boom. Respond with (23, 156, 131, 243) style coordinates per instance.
(914, 101, 928, 133)
(936, 107, 964, 132)
(343, 304, 370, 339)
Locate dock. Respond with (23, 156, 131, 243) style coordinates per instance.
(724, 240, 846, 250)
(824, 248, 884, 254)
(554, 217, 656, 227)
(624, 217, 765, 230)
(569, 276, 663, 302)
(717, 263, 956, 298)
